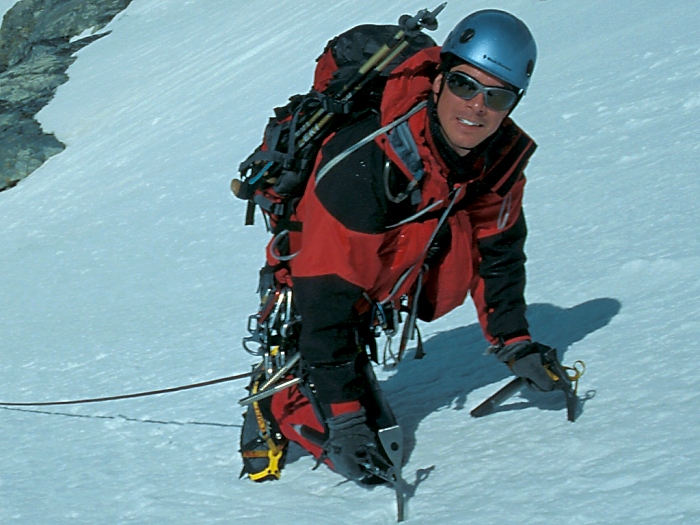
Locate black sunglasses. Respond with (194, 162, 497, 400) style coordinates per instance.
(444, 71, 519, 111)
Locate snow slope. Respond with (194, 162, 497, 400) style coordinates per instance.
(0, 1, 14, 17)
(1, 0, 699, 523)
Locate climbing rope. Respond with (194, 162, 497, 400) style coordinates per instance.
(0, 369, 254, 407)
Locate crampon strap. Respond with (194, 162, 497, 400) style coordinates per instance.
(242, 378, 286, 481)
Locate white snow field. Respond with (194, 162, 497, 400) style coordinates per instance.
(1, 1, 699, 523)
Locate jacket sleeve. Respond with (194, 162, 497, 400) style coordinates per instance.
(468, 176, 530, 344)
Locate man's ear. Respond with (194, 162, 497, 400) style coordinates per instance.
(432, 72, 444, 97)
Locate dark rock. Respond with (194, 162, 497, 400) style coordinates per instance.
(0, 0, 133, 191)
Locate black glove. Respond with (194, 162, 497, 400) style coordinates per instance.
(493, 340, 562, 392)
(324, 407, 386, 482)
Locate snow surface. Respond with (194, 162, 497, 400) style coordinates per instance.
(1, 0, 699, 523)
(0, 1, 14, 18)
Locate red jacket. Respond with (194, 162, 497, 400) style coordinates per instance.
(280, 48, 536, 404)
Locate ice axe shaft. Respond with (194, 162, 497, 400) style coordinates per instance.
(470, 377, 525, 418)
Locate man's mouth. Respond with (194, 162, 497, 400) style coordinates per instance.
(458, 117, 482, 127)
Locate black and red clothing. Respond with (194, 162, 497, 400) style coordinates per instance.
(268, 47, 537, 456)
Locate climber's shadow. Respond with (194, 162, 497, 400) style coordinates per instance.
(382, 298, 621, 461)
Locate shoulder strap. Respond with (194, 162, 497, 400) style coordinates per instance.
(315, 101, 427, 186)
(387, 117, 425, 206)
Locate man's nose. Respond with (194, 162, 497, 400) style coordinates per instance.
(469, 92, 488, 114)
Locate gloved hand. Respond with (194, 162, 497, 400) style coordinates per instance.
(492, 340, 562, 392)
(324, 406, 386, 482)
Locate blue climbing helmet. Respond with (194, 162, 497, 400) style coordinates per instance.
(440, 9, 537, 94)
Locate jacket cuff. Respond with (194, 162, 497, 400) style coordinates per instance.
(498, 329, 531, 346)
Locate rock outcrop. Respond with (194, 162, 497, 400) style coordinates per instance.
(0, 0, 132, 191)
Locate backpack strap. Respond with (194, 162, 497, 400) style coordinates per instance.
(315, 101, 427, 186)
(387, 118, 425, 206)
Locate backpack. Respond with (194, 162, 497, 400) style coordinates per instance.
(234, 8, 446, 367)
(231, 10, 443, 236)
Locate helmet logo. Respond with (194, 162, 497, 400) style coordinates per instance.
(459, 28, 475, 44)
(483, 54, 512, 72)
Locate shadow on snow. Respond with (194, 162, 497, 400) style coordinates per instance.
(382, 298, 621, 462)
(285, 297, 620, 501)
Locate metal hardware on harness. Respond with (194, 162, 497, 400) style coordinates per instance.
(238, 377, 303, 407)
(242, 285, 299, 369)
(239, 283, 302, 406)
(243, 286, 284, 356)
(268, 229, 301, 262)
(259, 353, 301, 393)
(384, 160, 417, 205)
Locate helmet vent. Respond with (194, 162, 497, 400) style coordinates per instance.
(459, 28, 475, 44)
(526, 59, 535, 77)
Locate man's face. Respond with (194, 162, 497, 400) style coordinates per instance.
(432, 63, 511, 156)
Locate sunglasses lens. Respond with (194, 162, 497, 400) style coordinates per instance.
(446, 73, 478, 100)
(446, 72, 517, 111)
(486, 89, 517, 111)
